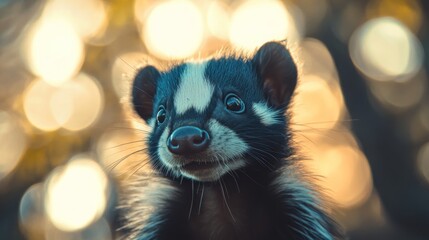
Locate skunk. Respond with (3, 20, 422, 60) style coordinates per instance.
(118, 42, 343, 240)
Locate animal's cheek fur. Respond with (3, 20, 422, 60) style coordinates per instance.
(147, 126, 179, 177)
(207, 119, 249, 162)
(154, 127, 182, 175)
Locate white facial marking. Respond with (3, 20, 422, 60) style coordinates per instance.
(208, 119, 249, 160)
(157, 126, 180, 177)
(174, 62, 214, 115)
(147, 118, 155, 128)
(156, 119, 249, 182)
(181, 119, 249, 181)
(252, 102, 281, 125)
(180, 159, 246, 182)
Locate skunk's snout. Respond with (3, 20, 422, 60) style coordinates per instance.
(167, 126, 210, 155)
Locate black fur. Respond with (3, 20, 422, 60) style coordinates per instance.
(120, 42, 343, 240)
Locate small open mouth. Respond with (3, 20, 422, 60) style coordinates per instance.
(181, 161, 219, 172)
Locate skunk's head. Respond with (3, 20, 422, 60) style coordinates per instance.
(132, 42, 297, 182)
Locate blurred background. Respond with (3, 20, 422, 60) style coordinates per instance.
(0, 0, 428, 239)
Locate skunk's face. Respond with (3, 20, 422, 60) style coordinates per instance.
(132, 42, 297, 182)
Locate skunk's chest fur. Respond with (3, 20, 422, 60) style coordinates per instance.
(188, 183, 272, 240)
(118, 42, 343, 239)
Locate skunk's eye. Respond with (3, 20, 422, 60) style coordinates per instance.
(224, 94, 245, 113)
(156, 106, 166, 124)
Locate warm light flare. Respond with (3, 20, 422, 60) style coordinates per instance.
(24, 80, 61, 131)
(111, 52, 151, 99)
(45, 0, 108, 41)
(97, 126, 149, 177)
(0, 111, 27, 179)
(230, 0, 293, 51)
(25, 18, 84, 86)
(23, 74, 103, 132)
(207, 1, 230, 40)
(141, 0, 204, 59)
(368, 76, 425, 111)
(45, 157, 109, 231)
(349, 17, 423, 82)
(59, 73, 104, 131)
(292, 75, 343, 130)
(19, 183, 45, 237)
(417, 142, 429, 184)
(307, 144, 373, 208)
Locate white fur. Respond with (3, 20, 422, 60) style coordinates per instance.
(156, 119, 249, 181)
(147, 118, 155, 128)
(180, 119, 248, 181)
(157, 126, 181, 178)
(119, 176, 178, 239)
(180, 159, 246, 182)
(271, 168, 333, 240)
(252, 102, 281, 125)
(174, 62, 214, 115)
(207, 119, 249, 162)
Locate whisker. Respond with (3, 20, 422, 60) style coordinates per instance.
(219, 180, 236, 222)
(290, 119, 358, 126)
(126, 160, 152, 179)
(106, 140, 146, 150)
(221, 178, 230, 199)
(119, 57, 138, 71)
(198, 184, 205, 215)
(106, 149, 146, 172)
(238, 169, 263, 187)
(106, 145, 149, 157)
(188, 180, 194, 220)
(107, 126, 152, 134)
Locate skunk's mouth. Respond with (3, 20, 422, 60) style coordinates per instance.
(176, 158, 246, 182)
(180, 161, 219, 172)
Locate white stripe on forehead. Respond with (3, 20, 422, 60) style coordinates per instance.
(174, 62, 214, 115)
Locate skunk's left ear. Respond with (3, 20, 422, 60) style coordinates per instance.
(253, 41, 298, 108)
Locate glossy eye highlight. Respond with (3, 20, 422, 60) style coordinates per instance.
(156, 106, 166, 124)
(224, 93, 245, 113)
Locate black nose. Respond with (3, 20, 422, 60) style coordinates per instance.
(167, 126, 210, 155)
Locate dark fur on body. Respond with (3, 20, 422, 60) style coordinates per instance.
(118, 42, 343, 239)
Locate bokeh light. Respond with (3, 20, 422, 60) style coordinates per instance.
(207, 1, 230, 40)
(24, 17, 84, 86)
(44, 218, 112, 240)
(366, 0, 423, 33)
(44, 0, 108, 42)
(230, 0, 294, 51)
(306, 143, 373, 208)
(111, 52, 151, 99)
(417, 142, 429, 184)
(292, 75, 343, 131)
(97, 124, 149, 177)
(0, 111, 27, 179)
(368, 75, 426, 111)
(19, 183, 45, 238)
(299, 38, 339, 82)
(23, 74, 103, 132)
(140, 0, 204, 59)
(24, 80, 61, 131)
(298, 0, 328, 34)
(419, 106, 429, 132)
(349, 17, 423, 82)
(45, 157, 109, 231)
(58, 73, 104, 131)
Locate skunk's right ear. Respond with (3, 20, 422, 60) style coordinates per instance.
(252, 42, 297, 109)
(132, 65, 160, 122)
